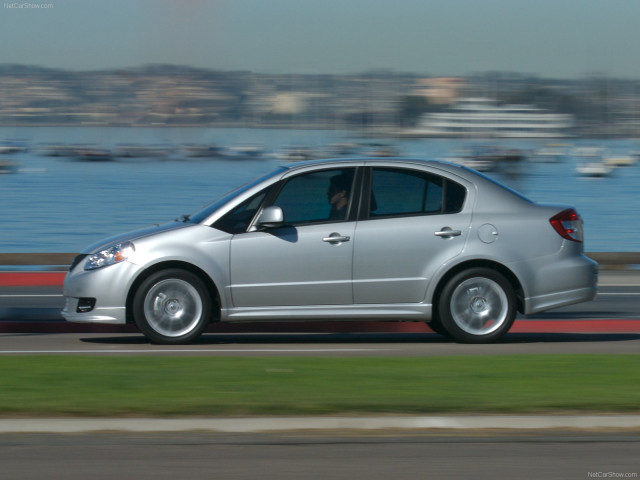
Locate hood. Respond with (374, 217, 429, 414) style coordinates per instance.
(81, 221, 192, 254)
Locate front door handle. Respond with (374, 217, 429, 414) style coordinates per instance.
(434, 227, 462, 238)
(323, 232, 351, 244)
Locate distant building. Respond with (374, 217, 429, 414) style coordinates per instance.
(413, 77, 464, 105)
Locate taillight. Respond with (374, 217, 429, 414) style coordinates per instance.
(549, 208, 583, 242)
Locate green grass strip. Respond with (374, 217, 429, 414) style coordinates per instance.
(0, 355, 639, 417)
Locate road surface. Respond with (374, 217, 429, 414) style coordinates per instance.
(1, 432, 638, 480)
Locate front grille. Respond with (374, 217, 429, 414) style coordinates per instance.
(69, 254, 88, 271)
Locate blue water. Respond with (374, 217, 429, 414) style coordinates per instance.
(1, 127, 639, 253)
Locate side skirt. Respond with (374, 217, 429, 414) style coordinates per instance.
(221, 303, 432, 322)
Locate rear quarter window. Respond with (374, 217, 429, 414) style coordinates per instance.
(444, 180, 466, 213)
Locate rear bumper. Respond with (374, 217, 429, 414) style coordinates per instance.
(522, 254, 598, 315)
(525, 285, 597, 315)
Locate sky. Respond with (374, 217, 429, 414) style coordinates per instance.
(1, 0, 640, 78)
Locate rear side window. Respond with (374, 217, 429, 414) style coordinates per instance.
(368, 168, 466, 218)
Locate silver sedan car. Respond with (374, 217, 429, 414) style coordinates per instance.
(62, 158, 597, 344)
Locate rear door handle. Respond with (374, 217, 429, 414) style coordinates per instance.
(434, 228, 462, 238)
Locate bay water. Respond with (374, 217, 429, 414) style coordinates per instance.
(1, 126, 638, 253)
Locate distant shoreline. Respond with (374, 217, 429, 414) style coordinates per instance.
(1, 124, 637, 140)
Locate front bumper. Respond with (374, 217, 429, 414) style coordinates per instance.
(61, 260, 140, 325)
(61, 297, 126, 324)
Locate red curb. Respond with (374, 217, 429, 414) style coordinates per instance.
(511, 319, 640, 333)
(0, 272, 66, 287)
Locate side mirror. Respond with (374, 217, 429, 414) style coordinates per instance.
(256, 206, 285, 229)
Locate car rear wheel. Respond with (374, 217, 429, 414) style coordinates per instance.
(438, 268, 516, 343)
(133, 269, 212, 344)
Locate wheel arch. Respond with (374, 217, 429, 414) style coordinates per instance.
(432, 259, 524, 319)
(125, 261, 221, 324)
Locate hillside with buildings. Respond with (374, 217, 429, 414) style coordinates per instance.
(1, 65, 638, 138)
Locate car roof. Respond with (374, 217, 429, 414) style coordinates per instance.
(283, 157, 465, 173)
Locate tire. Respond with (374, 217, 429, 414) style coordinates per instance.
(133, 269, 212, 344)
(438, 268, 516, 344)
(426, 316, 450, 338)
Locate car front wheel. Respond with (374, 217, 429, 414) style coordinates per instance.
(438, 268, 516, 343)
(133, 269, 212, 344)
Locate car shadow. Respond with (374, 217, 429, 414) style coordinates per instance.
(80, 331, 640, 345)
(498, 332, 640, 343)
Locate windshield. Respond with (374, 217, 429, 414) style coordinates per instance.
(187, 167, 285, 224)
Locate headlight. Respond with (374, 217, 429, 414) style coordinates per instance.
(85, 242, 135, 270)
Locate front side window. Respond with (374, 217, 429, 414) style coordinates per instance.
(272, 168, 355, 225)
(368, 168, 466, 218)
(213, 192, 267, 234)
(189, 167, 286, 224)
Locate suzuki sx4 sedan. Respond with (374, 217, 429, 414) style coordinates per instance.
(62, 158, 597, 344)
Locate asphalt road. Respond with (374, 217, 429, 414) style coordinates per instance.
(1, 432, 639, 480)
(1, 274, 639, 477)
(1, 330, 640, 356)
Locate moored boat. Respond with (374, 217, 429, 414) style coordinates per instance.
(73, 147, 113, 162)
(603, 154, 637, 167)
(575, 162, 613, 177)
(0, 159, 18, 174)
(182, 144, 225, 158)
(115, 144, 174, 159)
(0, 140, 28, 154)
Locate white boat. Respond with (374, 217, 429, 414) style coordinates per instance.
(572, 146, 604, 158)
(603, 154, 637, 167)
(225, 144, 265, 159)
(408, 98, 574, 138)
(575, 162, 613, 177)
(0, 140, 28, 154)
